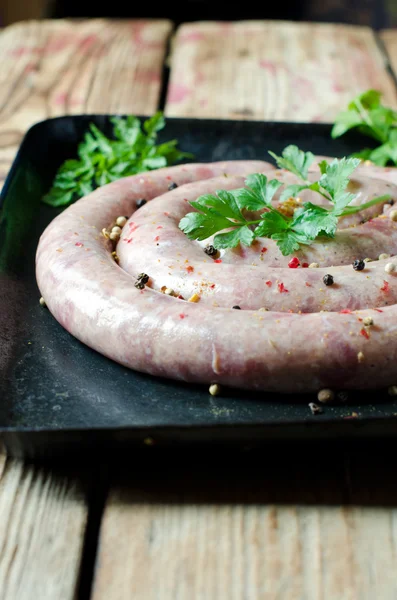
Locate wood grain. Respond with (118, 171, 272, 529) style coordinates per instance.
(0, 457, 88, 600)
(92, 445, 397, 600)
(380, 29, 397, 76)
(0, 18, 172, 600)
(0, 18, 172, 186)
(166, 21, 397, 122)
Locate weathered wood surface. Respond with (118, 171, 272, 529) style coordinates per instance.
(166, 21, 397, 122)
(381, 29, 397, 76)
(0, 18, 172, 186)
(3, 17, 397, 600)
(93, 21, 397, 600)
(0, 454, 89, 600)
(92, 444, 397, 600)
(0, 18, 172, 600)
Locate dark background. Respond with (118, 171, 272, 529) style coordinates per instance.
(48, 0, 397, 29)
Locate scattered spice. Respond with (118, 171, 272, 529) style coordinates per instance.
(161, 286, 174, 295)
(168, 182, 178, 191)
(308, 402, 323, 415)
(179, 313, 186, 319)
(233, 305, 241, 309)
(364, 257, 372, 263)
(389, 209, 397, 222)
(360, 327, 370, 339)
(101, 228, 109, 239)
(385, 262, 396, 274)
(214, 259, 222, 264)
(111, 251, 119, 263)
(353, 259, 365, 271)
(204, 245, 218, 257)
(188, 293, 200, 303)
(381, 280, 390, 292)
(317, 389, 334, 404)
(305, 282, 312, 287)
(137, 273, 149, 284)
(309, 262, 319, 268)
(209, 383, 221, 396)
(302, 262, 309, 268)
(337, 391, 349, 403)
(116, 216, 127, 227)
(357, 351, 365, 363)
(323, 274, 334, 286)
(186, 265, 194, 273)
(261, 247, 268, 253)
(136, 198, 147, 208)
(363, 316, 374, 327)
(379, 253, 390, 260)
(265, 280, 272, 287)
(75, 242, 84, 247)
(278, 282, 289, 293)
(340, 309, 352, 314)
(288, 257, 300, 268)
(39, 297, 46, 307)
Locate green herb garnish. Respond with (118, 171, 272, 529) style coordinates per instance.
(179, 145, 390, 256)
(43, 112, 193, 207)
(331, 89, 397, 166)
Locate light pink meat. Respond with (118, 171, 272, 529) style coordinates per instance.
(36, 161, 397, 393)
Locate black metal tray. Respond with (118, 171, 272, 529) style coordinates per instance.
(1, 115, 397, 460)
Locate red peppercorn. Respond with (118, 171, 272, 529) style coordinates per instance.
(288, 257, 300, 268)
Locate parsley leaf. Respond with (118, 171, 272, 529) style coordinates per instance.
(268, 145, 314, 180)
(214, 227, 255, 249)
(292, 204, 338, 238)
(179, 145, 391, 256)
(232, 174, 283, 210)
(270, 231, 310, 256)
(179, 189, 253, 245)
(319, 157, 360, 198)
(331, 89, 397, 166)
(42, 112, 193, 207)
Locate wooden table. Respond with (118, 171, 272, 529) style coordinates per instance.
(2, 18, 397, 600)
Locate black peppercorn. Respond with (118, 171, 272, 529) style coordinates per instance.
(337, 391, 349, 403)
(323, 274, 334, 286)
(204, 245, 218, 257)
(136, 198, 147, 208)
(137, 273, 149, 284)
(353, 259, 365, 271)
(168, 182, 178, 191)
(134, 281, 145, 289)
(232, 305, 241, 309)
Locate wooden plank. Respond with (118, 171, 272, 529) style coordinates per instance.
(0, 454, 89, 600)
(166, 20, 397, 122)
(92, 444, 397, 600)
(0, 18, 171, 599)
(0, 18, 172, 186)
(380, 29, 397, 76)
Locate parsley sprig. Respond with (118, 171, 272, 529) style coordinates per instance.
(179, 145, 391, 256)
(331, 89, 397, 166)
(43, 112, 193, 207)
